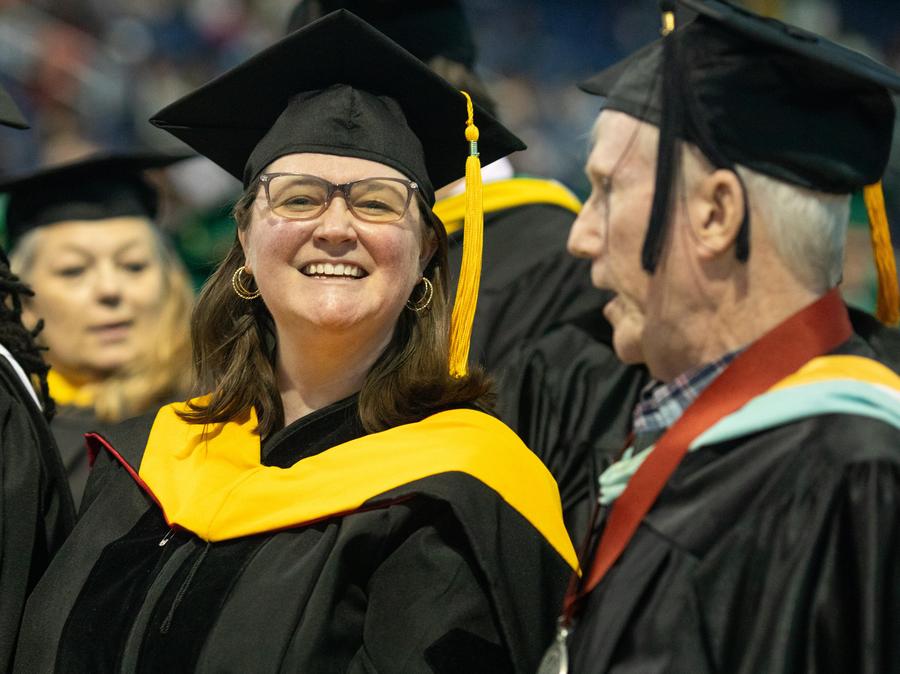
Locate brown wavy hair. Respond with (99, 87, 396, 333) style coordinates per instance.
(178, 179, 492, 437)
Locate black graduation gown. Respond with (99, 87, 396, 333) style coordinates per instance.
(497, 305, 896, 545)
(848, 304, 900, 370)
(568, 335, 900, 673)
(496, 309, 648, 541)
(14, 397, 575, 673)
(446, 197, 608, 372)
(0, 357, 74, 672)
(50, 404, 107, 510)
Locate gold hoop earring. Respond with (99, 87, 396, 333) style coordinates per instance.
(232, 265, 261, 300)
(406, 277, 433, 313)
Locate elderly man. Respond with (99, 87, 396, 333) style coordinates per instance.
(0, 85, 74, 671)
(540, 1, 900, 672)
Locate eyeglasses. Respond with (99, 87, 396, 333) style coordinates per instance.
(259, 173, 419, 224)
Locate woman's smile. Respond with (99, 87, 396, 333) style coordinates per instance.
(299, 260, 369, 279)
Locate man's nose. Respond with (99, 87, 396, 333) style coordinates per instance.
(567, 207, 604, 260)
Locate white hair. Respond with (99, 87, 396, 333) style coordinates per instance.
(735, 165, 850, 293)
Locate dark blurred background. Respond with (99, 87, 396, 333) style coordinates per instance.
(1, 0, 898, 306)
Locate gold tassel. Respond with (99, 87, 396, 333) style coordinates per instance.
(448, 91, 483, 378)
(864, 181, 899, 326)
(660, 9, 676, 35)
(660, 0, 676, 35)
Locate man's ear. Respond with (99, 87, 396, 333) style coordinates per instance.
(689, 168, 746, 260)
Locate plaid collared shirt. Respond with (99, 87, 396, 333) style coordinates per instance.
(632, 350, 741, 437)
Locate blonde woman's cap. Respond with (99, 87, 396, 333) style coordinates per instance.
(0, 151, 192, 246)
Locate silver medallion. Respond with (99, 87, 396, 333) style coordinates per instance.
(537, 624, 569, 674)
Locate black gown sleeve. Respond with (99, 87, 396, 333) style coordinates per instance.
(0, 365, 74, 671)
(496, 320, 648, 541)
(684, 459, 900, 674)
(847, 305, 900, 372)
(349, 507, 514, 674)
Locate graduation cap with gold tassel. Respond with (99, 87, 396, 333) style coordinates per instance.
(149, 9, 523, 373)
(448, 91, 483, 377)
(580, 0, 900, 325)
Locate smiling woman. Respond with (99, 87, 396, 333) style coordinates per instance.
(13, 11, 576, 674)
(187, 151, 483, 437)
(3, 153, 194, 506)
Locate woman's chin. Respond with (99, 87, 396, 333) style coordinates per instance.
(310, 314, 368, 332)
(277, 305, 378, 335)
(63, 359, 129, 382)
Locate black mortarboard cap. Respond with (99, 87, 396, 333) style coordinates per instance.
(0, 84, 28, 130)
(580, 0, 900, 273)
(1, 151, 191, 247)
(287, 0, 476, 68)
(149, 10, 522, 204)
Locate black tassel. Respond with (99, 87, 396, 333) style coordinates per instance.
(642, 14, 683, 273)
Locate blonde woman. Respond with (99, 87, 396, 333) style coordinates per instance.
(5, 153, 193, 506)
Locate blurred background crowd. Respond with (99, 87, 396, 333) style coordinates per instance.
(1, 0, 899, 306)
